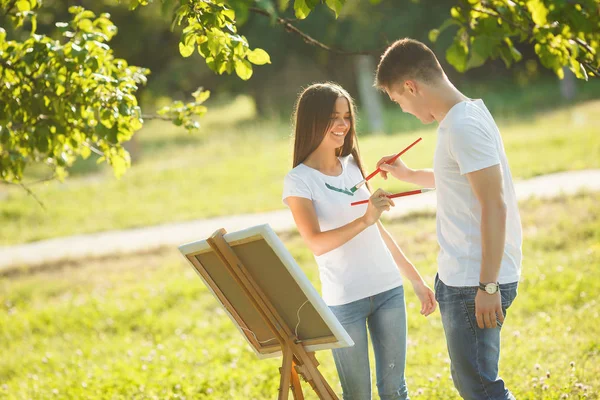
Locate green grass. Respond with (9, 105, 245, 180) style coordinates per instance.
(1, 192, 598, 399)
(1, 92, 599, 245)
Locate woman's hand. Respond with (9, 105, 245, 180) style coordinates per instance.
(412, 280, 437, 316)
(362, 189, 395, 226)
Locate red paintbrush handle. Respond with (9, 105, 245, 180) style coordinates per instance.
(350, 189, 427, 206)
(364, 137, 422, 182)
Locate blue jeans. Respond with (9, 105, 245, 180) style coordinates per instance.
(435, 274, 518, 400)
(329, 286, 409, 400)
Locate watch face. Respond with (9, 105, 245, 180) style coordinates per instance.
(485, 285, 497, 294)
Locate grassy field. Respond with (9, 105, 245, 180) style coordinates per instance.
(1, 191, 598, 399)
(1, 82, 599, 245)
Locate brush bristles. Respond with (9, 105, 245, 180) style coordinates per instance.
(350, 180, 366, 193)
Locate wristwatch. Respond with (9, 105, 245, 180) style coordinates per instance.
(479, 282, 500, 294)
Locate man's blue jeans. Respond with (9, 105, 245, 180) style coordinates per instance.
(329, 286, 409, 400)
(435, 274, 518, 400)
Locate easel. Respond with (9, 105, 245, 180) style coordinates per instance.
(205, 228, 339, 400)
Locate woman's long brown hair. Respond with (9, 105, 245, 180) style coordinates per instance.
(291, 82, 370, 190)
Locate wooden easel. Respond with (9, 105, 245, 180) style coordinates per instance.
(206, 229, 339, 400)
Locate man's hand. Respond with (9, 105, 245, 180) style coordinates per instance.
(376, 154, 412, 181)
(475, 289, 504, 329)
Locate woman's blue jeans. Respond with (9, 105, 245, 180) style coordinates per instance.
(329, 286, 409, 400)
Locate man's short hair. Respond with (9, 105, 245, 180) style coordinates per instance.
(375, 38, 445, 90)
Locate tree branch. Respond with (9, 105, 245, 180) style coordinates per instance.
(581, 61, 600, 76)
(82, 141, 104, 156)
(19, 182, 46, 209)
(1, 180, 48, 209)
(1, 0, 18, 18)
(0, 59, 36, 84)
(248, 7, 385, 56)
(472, 6, 599, 75)
(141, 114, 172, 121)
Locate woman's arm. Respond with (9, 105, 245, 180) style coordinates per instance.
(377, 221, 437, 316)
(377, 221, 424, 283)
(286, 189, 394, 256)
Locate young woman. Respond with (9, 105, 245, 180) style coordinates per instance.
(282, 82, 436, 400)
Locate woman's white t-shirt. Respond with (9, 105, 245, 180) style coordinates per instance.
(282, 154, 403, 306)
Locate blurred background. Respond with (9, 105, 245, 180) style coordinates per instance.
(1, 0, 599, 398)
(1, 0, 598, 243)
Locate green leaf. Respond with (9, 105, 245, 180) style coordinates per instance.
(526, 0, 548, 26)
(179, 42, 194, 58)
(446, 36, 469, 73)
(192, 88, 210, 103)
(325, 0, 344, 18)
(77, 19, 93, 32)
(429, 29, 440, 43)
(294, 0, 312, 19)
(431, 18, 458, 44)
(235, 59, 253, 80)
(30, 14, 37, 34)
(247, 48, 271, 65)
(109, 149, 130, 178)
(68, 6, 84, 14)
(509, 46, 522, 63)
(467, 36, 494, 69)
(278, 0, 291, 12)
(80, 145, 91, 160)
(16, 1, 31, 12)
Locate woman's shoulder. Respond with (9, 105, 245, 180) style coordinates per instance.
(284, 164, 312, 185)
(286, 163, 308, 177)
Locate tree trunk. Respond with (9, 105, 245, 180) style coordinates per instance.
(560, 66, 577, 101)
(354, 55, 385, 134)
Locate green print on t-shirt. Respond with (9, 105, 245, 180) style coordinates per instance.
(325, 183, 354, 196)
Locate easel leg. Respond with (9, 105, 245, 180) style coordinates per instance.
(290, 360, 304, 400)
(279, 345, 294, 400)
(293, 353, 338, 400)
(308, 353, 337, 398)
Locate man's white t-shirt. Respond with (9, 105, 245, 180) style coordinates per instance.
(282, 154, 403, 306)
(434, 99, 522, 287)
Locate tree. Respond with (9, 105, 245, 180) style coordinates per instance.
(1, 0, 598, 186)
(430, 0, 600, 79)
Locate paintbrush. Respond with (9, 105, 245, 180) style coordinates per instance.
(350, 188, 435, 206)
(349, 137, 423, 193)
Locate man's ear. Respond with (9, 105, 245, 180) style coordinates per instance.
(405, 80, 418, 95)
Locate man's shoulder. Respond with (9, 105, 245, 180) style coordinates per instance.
(446, 104, 496, 140)
(446, 103, 488, 128)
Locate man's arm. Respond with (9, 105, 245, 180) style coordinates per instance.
(376, 155, 435, 188)
(466, 164, 507, 329)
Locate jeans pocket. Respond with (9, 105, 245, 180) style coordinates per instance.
(500, 283, 518, 308)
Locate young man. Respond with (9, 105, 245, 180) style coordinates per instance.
(374, 38, 522, 400)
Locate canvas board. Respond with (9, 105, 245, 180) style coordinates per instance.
(178, 224, 354, 359)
